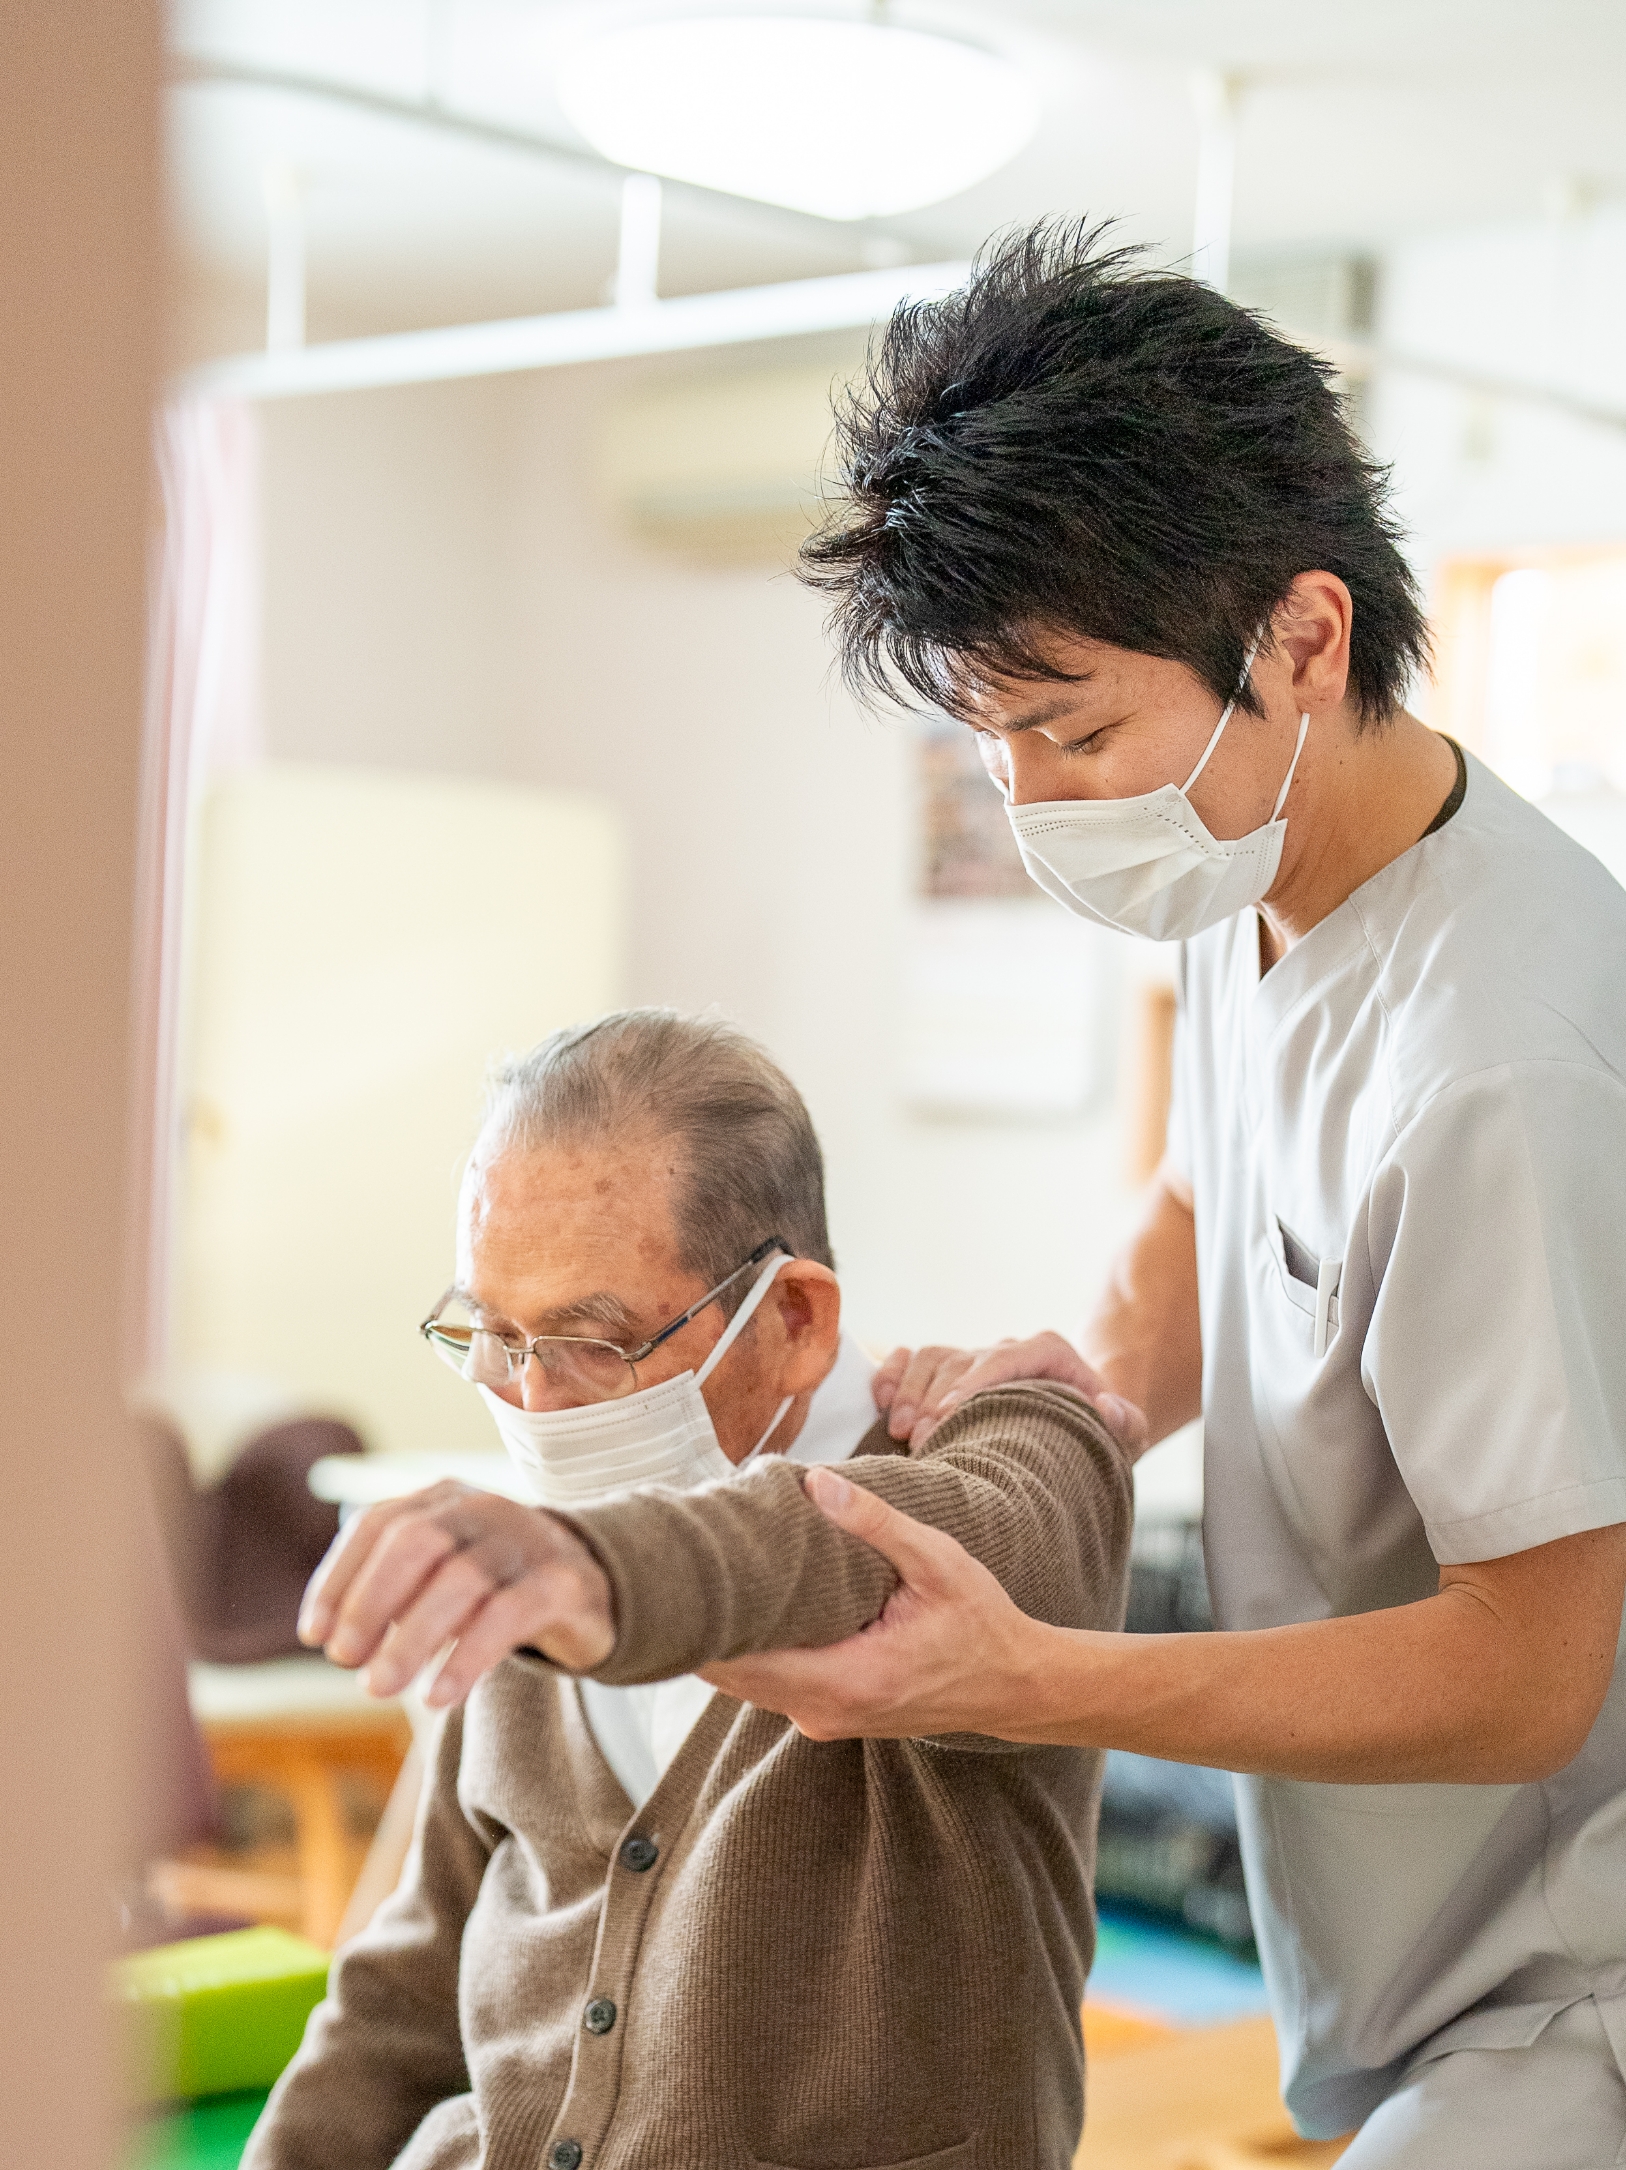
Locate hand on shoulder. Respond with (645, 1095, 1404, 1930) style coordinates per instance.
(873, 1331, 1147, 1454)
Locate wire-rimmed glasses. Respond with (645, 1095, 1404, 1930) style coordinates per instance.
(419, 1234, 788, 1403)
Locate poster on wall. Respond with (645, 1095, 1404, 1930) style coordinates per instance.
(903, 720, 1115, 1120)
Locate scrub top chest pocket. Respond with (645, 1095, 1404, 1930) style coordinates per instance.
(1240, 1194, 1435, 1620)
(1249, 1195, 1356, 1444)
(1275, 1217, 1343, 1357)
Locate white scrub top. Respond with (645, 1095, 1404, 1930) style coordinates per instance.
(578, 1331, 876, 1812)
(1167, 752, 1626, 2139)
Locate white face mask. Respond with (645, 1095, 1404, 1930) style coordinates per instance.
(479, 1252, 794, 1509)
(1003, 644, 1311, 943)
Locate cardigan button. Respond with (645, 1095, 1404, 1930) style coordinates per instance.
(583, 1997, 617, 2035)
(619, 1835, 658, 1872)
(549, 2144, 583, 2170)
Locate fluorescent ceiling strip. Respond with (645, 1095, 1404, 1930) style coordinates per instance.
(182, 261, 973, 402)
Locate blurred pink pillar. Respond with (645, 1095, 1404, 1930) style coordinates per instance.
(0, 3, 164, 2162)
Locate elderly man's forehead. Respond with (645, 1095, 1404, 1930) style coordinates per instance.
(455, 1131, 690, 1321)
(463, 1129, 682, 1205)
(448, 1278, 642, 1338)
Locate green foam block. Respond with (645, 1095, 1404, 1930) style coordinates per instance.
(126, 2089, 270, 2170)
(114, 1928, 330, 2104)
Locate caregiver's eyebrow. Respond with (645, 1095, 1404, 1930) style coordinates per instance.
(997, 685, 1096, 734)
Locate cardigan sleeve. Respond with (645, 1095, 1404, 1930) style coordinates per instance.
(558, 1383, 1132, 1692)
(240, 1709, 492, 2170)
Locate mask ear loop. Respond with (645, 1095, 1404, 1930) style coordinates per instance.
(1272, 712, 1312, 821)
(695, 1252, 791, 1387)
(1181, 629, 1268, 795)
(695, 1251, 797, 1465)
(739, 1394, 795, 1465)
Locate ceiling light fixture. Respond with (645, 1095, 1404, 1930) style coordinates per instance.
(555, 14, 1039, 222)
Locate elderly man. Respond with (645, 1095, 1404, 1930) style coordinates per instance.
(246, 1008, 1132, 2170)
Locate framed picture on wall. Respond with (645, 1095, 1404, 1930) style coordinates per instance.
(903, 720, 1116, 1120)
(917, 716, 1031, 899)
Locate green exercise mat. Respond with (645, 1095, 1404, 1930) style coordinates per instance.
(126, 2090, 270, 2170)
(114, 1927, 329, 2104)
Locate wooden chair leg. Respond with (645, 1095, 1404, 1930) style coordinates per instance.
(282, 1754, 357, 1949)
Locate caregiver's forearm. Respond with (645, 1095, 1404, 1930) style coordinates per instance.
(996, 1528, 1625, 1784)
(1080, 1161, 1203, 1450)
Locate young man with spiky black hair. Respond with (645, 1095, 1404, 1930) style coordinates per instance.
(711, 224, 1626, 2167)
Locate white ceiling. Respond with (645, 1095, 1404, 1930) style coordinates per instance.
(169, 0, 1626, 354)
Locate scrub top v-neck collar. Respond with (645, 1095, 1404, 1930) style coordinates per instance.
(1245, 735, 1470, 1047)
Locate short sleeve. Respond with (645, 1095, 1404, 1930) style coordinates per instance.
(1363, 1061, 1626, 1563)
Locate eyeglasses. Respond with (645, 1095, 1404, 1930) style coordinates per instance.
(419, 1235, 789, 1404)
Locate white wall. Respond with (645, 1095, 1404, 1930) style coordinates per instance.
(256, 351, 1143, 1362)
(1370, 204, 1626, 595)
(261, 375, 516, 781)
(175, 766, 624, 1458)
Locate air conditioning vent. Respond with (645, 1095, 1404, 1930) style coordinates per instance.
(597, 364, 844, 564)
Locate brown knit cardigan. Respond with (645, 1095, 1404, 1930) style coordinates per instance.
(243, 1384, 1133, 2170)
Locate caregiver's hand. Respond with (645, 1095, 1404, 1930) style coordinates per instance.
(298, 1481, 615, 1707)
(875, 1330, 1148, 1454)
(701, 1467, 1052, 1742)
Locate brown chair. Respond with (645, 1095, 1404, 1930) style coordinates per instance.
(139, 1411, 410, 1945)
(141, 1413, 363, 1663)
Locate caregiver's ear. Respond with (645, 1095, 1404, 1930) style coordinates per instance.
(1271, 570, 1353, 708)
(769, 1260, 842, 1390)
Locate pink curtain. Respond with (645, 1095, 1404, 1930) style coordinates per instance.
(129, 398, 261, 1382)
(127, 400, 263, 1863)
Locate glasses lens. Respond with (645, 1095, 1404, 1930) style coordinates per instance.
(424, 1298, 638, 1402)
(424, 1322, 475, 1374)
(424, 1302, 526, 1390)
(539, 1339, 639, 1402)
(459, 1328, 527, 1389)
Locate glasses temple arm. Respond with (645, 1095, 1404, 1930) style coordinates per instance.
(624, 1236, 790, 1364)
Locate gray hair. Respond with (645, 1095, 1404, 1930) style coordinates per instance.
(476, 1009, 834, 1311)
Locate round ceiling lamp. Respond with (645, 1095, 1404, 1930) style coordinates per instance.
(556, 14, 1040, 222)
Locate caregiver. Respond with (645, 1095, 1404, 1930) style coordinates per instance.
(704, 224, 1626, 2166)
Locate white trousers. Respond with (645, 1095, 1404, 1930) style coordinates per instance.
(1339, 1999, 1626, 2169)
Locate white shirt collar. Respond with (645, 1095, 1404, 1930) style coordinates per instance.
(783, 1332, 878, 1467)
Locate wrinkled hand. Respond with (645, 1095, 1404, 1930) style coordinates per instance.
(874, 1330, 1147, 1453)
(701, 1467, 1052, 1742)
(297, 1481, 615, 1709)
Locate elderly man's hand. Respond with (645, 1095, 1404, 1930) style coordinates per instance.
(297, 1481, 615, 1708)
(875, 1330, 1147, 1454)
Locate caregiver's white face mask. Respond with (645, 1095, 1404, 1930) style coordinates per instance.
(478, 1252, 794, 1509)
(1004, 642, 1311, 943)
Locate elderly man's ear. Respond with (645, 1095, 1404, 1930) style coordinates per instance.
(768, 1260, 843, 1398)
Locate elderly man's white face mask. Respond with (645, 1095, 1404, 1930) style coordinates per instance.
(478, 1252, 793, 1508)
